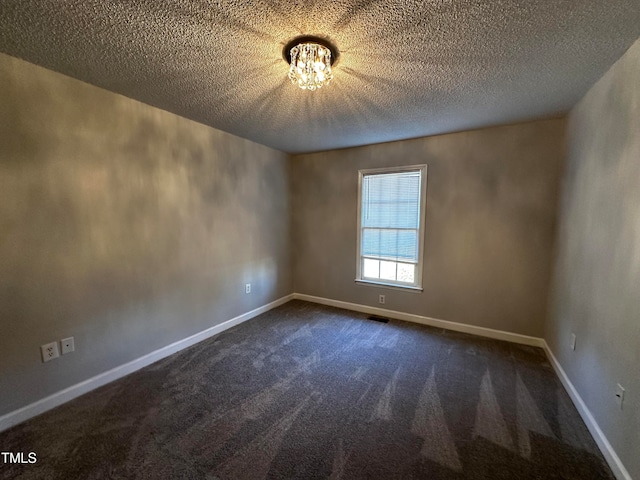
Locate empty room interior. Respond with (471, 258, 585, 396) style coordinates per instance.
(0, 1, 639, 479)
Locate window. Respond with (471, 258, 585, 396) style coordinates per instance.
(356, 165, 427, 290)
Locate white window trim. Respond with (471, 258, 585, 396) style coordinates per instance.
(355, 164, 428, 291)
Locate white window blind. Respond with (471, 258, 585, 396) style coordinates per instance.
(357, 166, 426, 289)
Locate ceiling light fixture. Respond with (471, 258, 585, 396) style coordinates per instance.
(284, 36, 338, 91)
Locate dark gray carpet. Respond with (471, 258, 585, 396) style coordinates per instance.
(0, 300, 614, 479)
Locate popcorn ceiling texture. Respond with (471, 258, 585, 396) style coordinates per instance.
(0, 0, 639, 153)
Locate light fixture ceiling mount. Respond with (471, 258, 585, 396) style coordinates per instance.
(283, 35, 339, 91)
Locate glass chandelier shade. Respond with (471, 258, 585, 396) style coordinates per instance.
(287, 42, 334, 91)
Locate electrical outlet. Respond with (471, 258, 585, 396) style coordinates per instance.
(615, 384, 625, 409)
(570, 333, 577, 351)
(61, 337, 75, 355)
(379, 294, 385, 305)
(245, 283, 251, 294)
(41, 342, 59, 362)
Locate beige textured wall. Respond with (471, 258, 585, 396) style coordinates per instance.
(547, 39, 640, 479)
(0, 53, 292, 416)
(292, 118, 565, 337)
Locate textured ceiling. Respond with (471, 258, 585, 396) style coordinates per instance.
(1, 1, 639, 153)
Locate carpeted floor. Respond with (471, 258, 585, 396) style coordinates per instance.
(0, 300, 614, 479)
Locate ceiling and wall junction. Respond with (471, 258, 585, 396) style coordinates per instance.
(1, 0, 639, 153)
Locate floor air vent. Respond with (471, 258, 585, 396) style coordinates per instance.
(367, 315, 389, 323)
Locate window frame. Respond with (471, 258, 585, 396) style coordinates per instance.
(355, 164, 428, 292)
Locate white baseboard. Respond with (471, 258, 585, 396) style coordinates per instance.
(543, 342, 631, 480)
(2, 292, 628, 480)
(0, 294, 294, 433)
(292, 293, 545, 348)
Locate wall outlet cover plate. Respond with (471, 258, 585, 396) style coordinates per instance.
(41, 342, 59, 362)
(615, 383, 625, 409)
(61, 337, 75, 355)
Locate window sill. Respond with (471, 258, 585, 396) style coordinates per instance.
(355, 279, 423, 293)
